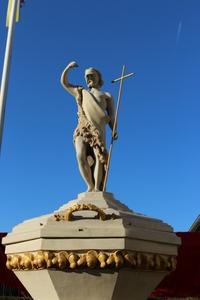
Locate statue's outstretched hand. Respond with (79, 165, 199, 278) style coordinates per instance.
(67, 61, 79, 69)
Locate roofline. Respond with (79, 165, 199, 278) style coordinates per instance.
(189, 214, 200, 232)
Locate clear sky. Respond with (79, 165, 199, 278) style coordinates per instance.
(0, 0, 200, 232)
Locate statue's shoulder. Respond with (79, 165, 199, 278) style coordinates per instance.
(104, 92, 113, 100)
(76, 86, 85, 95)
(77, 86, 84, 91)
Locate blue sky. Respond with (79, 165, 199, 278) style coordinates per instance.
(0, 0, 200, 232)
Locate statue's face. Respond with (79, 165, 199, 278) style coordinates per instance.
(86, 73, 99, 88)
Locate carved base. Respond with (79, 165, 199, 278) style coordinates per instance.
(3, 192, 181, 300)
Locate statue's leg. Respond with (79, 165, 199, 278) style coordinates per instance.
(93, 149, 103, 191)
(75, 136, 94, 192)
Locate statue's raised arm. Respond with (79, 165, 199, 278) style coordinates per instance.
(60, 61, 80, 98)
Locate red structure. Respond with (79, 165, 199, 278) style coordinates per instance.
(0, 233, 29, 297)
(150, 232, 200, 299)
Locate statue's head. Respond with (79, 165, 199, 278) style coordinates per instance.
(85, 68, 104, 89)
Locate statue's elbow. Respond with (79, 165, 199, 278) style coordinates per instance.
(60, 77, 68, 90)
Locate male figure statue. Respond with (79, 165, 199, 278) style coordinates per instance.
(61, 61, 117, 192)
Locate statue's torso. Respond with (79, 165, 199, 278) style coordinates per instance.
(89, 88, 108, 111)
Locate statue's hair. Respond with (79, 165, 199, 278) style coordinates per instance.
(85, 68, 104, 88)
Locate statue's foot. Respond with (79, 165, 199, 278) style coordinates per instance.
(94, 188, 100, 192)
(87, 186, 94, 192)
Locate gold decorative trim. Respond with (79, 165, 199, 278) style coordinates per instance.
(6, 250, 177, 272)
(54, 204, 117, 221)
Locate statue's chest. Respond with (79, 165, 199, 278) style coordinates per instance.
(90, 90, 107, 110)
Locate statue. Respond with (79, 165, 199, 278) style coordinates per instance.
(61, 61, 117, 192)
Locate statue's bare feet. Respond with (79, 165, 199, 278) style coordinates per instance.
(87, 186, 94, 192)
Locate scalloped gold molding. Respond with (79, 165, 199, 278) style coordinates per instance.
(6, 250, 177, 272)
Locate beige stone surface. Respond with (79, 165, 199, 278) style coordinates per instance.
(58, 191, 131, 211)
(4, 193, 178, 254)
(15, 269, 167, 300)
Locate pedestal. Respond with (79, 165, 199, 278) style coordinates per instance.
(3, 192, 181, 300)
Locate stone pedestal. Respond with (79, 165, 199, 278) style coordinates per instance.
(3, 192, 181, 300)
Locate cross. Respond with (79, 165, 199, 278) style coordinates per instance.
(103, 65, 135, 191)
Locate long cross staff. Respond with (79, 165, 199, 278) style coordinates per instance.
(103, 65, 135, 191)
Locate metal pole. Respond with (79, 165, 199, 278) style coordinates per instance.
(0, 0, 18, 153)
(103, 65, 126, 191)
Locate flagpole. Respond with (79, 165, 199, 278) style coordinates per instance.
(0, 0, 18, 153)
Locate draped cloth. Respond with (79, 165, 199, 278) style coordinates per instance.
(73, 88, 110, 167)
